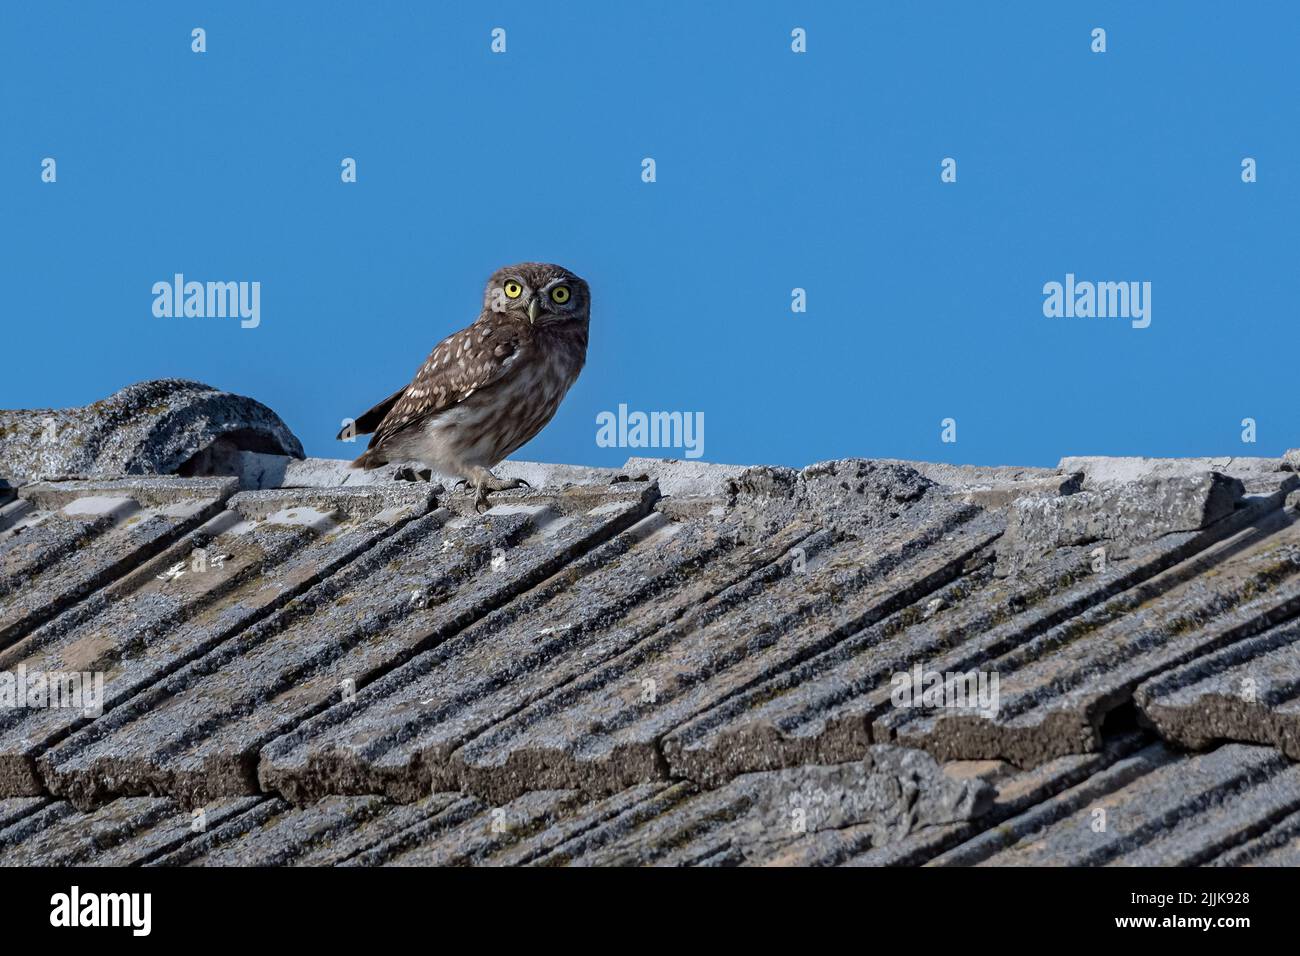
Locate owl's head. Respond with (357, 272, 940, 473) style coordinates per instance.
(483, 262, 590, 327)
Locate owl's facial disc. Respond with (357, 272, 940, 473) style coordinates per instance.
(485, 264, 585, 325)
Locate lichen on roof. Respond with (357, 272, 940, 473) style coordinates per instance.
(2, 379, 1300, 866)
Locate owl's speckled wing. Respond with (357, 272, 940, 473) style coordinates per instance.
(339, 385, 405, 438)
(360, 316, 527, 459)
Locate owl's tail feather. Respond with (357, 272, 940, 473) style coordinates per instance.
(350, 448, 388, 470)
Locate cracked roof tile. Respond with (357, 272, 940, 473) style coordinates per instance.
(2, 380, 1300, 866)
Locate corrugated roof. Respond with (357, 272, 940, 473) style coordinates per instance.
(3, 380, 1300, 866)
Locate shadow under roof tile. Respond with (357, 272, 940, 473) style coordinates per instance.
(38, 482, 656, 809)
(0, 483, 435, 800)
(0, 478, 238, 651)
(1136, 615, 1300, 760)
(448, 503, 997, 803)
(931, 742, 1300, 867)
(259, 509, 818, 805)
(892, 508, 1300, 768)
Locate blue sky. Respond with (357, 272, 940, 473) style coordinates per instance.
(3, 2, 1296, 468)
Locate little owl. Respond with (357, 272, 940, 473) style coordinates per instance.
(341, 262, 590, 510)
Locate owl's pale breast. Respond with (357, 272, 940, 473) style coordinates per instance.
(402, 336, 584, 476)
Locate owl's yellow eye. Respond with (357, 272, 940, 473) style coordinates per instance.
(503, 281, 523, 299)
(550, 285, 571, 304)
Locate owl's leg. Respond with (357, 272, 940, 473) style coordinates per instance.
(466, 466, 531, 513)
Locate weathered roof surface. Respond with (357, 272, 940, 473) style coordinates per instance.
(3, 379, 1300, 866)
(0, 379, 303, 486)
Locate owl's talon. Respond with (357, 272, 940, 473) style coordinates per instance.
(469, 474, 531, 513)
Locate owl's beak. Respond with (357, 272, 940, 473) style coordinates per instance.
(527, 298, 541, 324)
